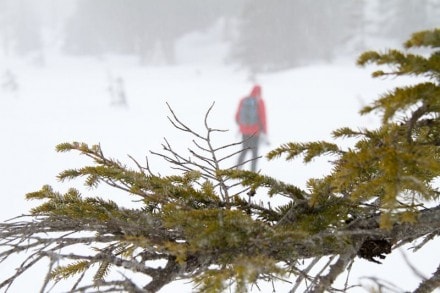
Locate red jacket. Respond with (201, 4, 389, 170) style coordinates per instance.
(235, 85, 267, 135)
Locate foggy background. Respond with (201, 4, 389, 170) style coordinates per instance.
(1, 0, 439, 72)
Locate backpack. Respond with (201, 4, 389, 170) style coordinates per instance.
(239, 96, 259, 125)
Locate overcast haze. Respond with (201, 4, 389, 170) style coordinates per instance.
(1, 0, 440, 69)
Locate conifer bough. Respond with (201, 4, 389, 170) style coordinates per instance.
(2, 29, 440, 293)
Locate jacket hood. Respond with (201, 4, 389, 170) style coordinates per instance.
(250, 85, 261, 97)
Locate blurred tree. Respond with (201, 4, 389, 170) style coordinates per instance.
(1, 29, 440, 292)
(231, 0, 364, 73)
(376, 0, 432, 42)
(63, 0, 248, 64)
(0, 0, 43, 56)
(0, 0, 13, 55)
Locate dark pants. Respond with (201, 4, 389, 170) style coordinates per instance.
(237, 134, 260, 172)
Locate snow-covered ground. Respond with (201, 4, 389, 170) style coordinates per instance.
(1, 28, 439, 292)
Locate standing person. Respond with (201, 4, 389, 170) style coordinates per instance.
(235, 84, 268, 172)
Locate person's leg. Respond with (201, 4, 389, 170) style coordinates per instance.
(250, 135, 260, 172)
(237, 134, 249, 168)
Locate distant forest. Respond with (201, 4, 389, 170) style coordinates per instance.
(0, 0, 439, 72)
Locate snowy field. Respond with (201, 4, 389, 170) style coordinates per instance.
(1, 31, 439, 292)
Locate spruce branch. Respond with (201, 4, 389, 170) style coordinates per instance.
(4, 29, 440, 292)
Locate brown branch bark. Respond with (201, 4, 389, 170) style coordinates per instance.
(309, 251, 358, 293)
(143, 257, 180, 292)
(413, 262, 440, 293)
(1, 204, 440, 292)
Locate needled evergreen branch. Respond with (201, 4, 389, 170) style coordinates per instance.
(404, 29, 440, 49)
(332, 127, 365, 139)
(50, 261, 91, 282)
(357, 50, 431, 78)
(219, 168, 306, 201)
(267, 141, 341, 162)
(5, 28, 440, 293)
(359, 82, 440, 123)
